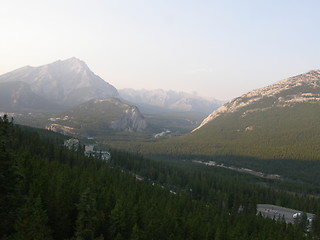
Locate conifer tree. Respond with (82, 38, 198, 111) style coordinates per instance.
(131, 223, 143, 240)
(312, 213, 320, 236)
(109, 201, 128, 239)
(75, 188, 98, 240)
(14, 195, 53, 240)
(0, 115, 18, 237)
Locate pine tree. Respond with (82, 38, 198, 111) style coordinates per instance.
(0, 115, 18, 237)
(131, 223, 144, 240)
(109, 201, 128, 239)
(294, 212, 308, 232)
(75, 188, 98, 240)
(312, 213, 320, 236)
(14, 195, 53, 240)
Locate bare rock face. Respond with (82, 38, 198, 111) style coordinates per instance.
(193, 70, 320, 132)
(110, 107, 147, 132)
(46, 124, 76, 135)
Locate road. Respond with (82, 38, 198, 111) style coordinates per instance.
(257, 204, 314, 224)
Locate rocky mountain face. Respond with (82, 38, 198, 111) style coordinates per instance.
(109, 106, 147, 132)
(0, 57, 119, 110)
(46, 98, 146, 136)
(194, 70, 320, 131)
(0, 81, 62, 111)
(119, 88, 224, 114)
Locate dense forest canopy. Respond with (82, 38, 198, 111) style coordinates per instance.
(1, 115, 320, 239)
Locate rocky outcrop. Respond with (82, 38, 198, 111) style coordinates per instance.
(110, 107, 147, 132)
(46, 123, 76, 135)
(46, 98, 147, 136)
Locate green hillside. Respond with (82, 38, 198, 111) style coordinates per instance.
(101, 102, 320, 160)
(45, 98, 146, 136)
(123, 71, 320, 161)
(2, 115, 320, 239)
(174, 102, 320, 159)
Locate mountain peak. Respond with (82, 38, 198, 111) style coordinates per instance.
(0, 58, 119, 110)
(63, 57, 86, 65)
(50, 57, 89, 73)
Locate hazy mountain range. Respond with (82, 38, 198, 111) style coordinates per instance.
(119, 88, 224, 115)
(0, 57, 119, 110)
(3, 57, 320, 160)
(0, 57, 223, 115)
(0, 57, 221, 134)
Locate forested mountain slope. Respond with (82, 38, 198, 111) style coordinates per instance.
(45, 98, 147, 136)
(1, 116, 320, 239)
(141, 70, 320, 160)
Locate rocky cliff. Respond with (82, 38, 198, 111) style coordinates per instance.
(110, 106, 147, 132)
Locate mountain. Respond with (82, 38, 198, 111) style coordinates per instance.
(119, 88, 224, 114)
(194, 70, 320, 132)
(46, 98, 147, 136)
(0, 81, 62, 111)
(0, 57, 119, 110)
(152, 70, 320, 160)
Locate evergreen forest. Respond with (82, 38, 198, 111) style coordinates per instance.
(1, 115, 320, 239)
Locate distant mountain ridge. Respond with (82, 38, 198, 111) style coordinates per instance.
(0, 57, 119, 110)
(119, 88, 224, 114)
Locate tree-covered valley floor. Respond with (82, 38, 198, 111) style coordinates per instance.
(1, 116, 320, 239)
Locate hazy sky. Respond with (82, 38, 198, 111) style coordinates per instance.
(1, 0, 320, 100)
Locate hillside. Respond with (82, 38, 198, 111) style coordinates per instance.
(113, 70, 320, 161)
(171, 70, 320, 160)
(45, 98, 147, 136)
(0, 57, 118, 110)
(1, 116, 319, 239)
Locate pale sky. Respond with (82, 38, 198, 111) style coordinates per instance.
(1, 0, 320, 100)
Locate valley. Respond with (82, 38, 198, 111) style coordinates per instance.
(2, 58, 320, 239)
(192, 160, 281, 180)
(3, 0, 320, 238)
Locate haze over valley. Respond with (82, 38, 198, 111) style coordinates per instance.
(2, 1, 320, 239)
(3, 56, 320, 165)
